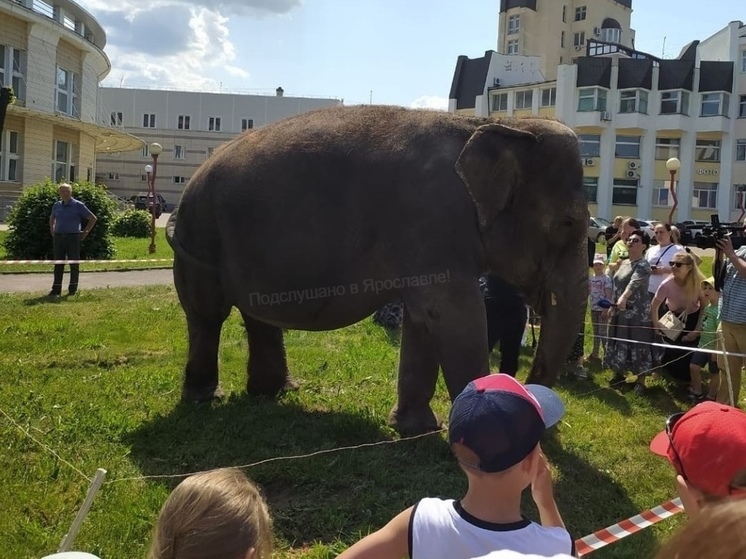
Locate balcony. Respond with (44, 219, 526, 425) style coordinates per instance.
(696, 115, 731, 133)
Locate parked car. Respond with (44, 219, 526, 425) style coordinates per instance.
(635, 219, 657, 243)
(107, 193, 134, 211)
(588, 216, 612, 243)
(675, 220, 710, 246)
(130, 193, 167, 218)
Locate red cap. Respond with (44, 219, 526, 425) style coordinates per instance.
(650, 402, 746, 497)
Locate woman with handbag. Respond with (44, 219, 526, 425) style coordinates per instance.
(604, 230, 657, 394)
(646, 223, 686, 299)
(651, 252, 708, 386)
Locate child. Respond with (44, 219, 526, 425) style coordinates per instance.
(688, 277, 720, 402)
(337, 374, 574, 559)
(148, 468, 273, 559)
(586, 253, 612, 363)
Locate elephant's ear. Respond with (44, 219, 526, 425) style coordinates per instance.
(455, 123, 539, 231)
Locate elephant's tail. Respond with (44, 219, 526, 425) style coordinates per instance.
(165, 207, 220, 272)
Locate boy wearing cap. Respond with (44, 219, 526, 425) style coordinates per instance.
(587, 253, 612, 364)
(688, 277, 720, 402)
(337, 374, 574, 559)
(650, 401, 746, 516)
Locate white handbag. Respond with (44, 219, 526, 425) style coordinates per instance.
(659, 310, 686, 341)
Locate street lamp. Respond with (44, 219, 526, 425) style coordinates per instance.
(145, 142, 162, 254)
(666, 157, 681, 225)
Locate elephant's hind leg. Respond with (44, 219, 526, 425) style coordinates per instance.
(241, 312, 297, 397)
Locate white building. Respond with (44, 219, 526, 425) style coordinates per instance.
(95, 87, 343, 206)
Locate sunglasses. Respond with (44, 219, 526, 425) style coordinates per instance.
(665, 412, 689, 480)
(627, 238, 642, 244)
(669, 262, 690, 268)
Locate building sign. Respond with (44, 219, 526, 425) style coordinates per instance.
(696, 168, 719, 176)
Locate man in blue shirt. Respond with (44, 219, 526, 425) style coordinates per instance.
(48, 183, 97, 296)
(715, 231, 746, 405)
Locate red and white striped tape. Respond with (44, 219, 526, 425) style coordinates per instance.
(575, 497, 684, 556)
(0, 259, 173, 265)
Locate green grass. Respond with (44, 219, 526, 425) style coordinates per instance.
(0, 230, 174, 273)
(0, 285, 712, 559)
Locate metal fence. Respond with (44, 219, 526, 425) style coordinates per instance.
(0, 196, 17, 223)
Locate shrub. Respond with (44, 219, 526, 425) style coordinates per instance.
(2, 179, 117, 260)
(111, 209, 152, 238)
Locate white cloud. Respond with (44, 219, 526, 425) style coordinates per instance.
(410, 96, 449, 111)
(82, 0, 301, 90)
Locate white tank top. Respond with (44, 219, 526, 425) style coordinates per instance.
(409, 498, 574, 559)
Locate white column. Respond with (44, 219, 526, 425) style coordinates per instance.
(718, 134, 734, 220)
(638, 127, 657, 218)
(597, 129, 615, 218)
(678, 131, 697, 221)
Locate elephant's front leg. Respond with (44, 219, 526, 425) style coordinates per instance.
(388, 306, 442, 436)
(241, 312, 297, 397)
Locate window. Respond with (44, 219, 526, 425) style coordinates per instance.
(53, 139, 72, 183)
(562, 5, 567, 22)
(110, 112, 122, 126)
(106, 172, 119, 180)
(701, 92, 729, 117)
(241, 118, 254, 131)
(583, 177, 598, 202)
(0, 130, 20, 181)
(578, 134, 600, 157)
(655, 138, 680, 160)
(612, 179, 638, 205)
(600, 28, 621, 44)
(207, 147, 215, 157)
(508, 15, 520, 34)
(0, 45, 25, 101)
(561, 31, 565, 49)
(173, 176, 187, 184)
(575, 6, 587, 21)
(174, 145, 185, 160)
(619, 89, 649, 114)
(741, 50, 746, 73)
(491, 93, 508, 112)
(739, 95, 746, 118)
(574, 32, 585, 47)
(652, 180, 672, 207)
(141, 174, 148, 182)
(141, 145, 149, 157)
(615, 135, 641, 158)
(695, 139, 721, 162)
(541, 88, 557, 107)
(578, 87, 607, 112)
(514, 90, 533, 110)
(178, 115, 191, 130)
(737, 139, 746, 161)
(660, 90, 690, 115)
(507, 39, 519, 55)
(208, 116, 222, 131)
(734, 184, 746, 210)
(56, 66, 77, 116)
(143, 113, 156, 128)
(692, 183, 718, 209)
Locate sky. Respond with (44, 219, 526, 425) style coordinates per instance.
(77, 0, 745, 111)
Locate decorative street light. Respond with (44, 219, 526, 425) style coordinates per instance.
(666, 157, 681, 225)
(145, 142, 162, 254)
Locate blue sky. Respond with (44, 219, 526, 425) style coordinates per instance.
(80, 0, 744, 109)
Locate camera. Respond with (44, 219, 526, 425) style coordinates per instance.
(695, 214, 745, 250)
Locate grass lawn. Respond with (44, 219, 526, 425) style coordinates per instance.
(0, 230, 174, 273)
(0, 283, 714, 559)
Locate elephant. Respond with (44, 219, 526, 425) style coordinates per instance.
(165, 104, 589, 436)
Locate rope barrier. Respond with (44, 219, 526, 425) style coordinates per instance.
(0, 259, 173, 265)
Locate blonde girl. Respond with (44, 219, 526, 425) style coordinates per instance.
(148, 468, 273, 559)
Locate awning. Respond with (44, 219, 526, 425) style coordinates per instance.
(8, 104, 145, 153)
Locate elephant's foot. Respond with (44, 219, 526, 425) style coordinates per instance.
(181, 383, 225, 403)
(388, 404, 443, 437)
(246, 373, 299, 398)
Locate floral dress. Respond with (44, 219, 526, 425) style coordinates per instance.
(603, 258, 656, 376)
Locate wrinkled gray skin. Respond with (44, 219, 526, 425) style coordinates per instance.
(166, 105, 589, 435)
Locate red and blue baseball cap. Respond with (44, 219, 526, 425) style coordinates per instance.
(448, 373, 565, 473)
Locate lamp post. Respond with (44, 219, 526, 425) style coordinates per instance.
(146, 142, 162, 254)
(666, 157, 681, 225)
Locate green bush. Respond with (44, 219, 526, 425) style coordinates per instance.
(2, 179, 117, 260)
(111, 209, 152, 238)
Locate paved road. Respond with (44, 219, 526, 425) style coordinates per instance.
(0, 268, 173, 294)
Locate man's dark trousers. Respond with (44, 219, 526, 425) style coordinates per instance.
(51, 233, 81, 294)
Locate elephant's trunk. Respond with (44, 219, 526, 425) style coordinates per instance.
(525, 250, 588, 387)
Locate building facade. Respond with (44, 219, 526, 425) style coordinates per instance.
(95, 88, 343, 206)
(449, 1, 746, 223)
(0, 0, 143, 218)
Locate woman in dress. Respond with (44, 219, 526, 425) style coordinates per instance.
(604, 230, 656, 394)
(651, 251, 707, 384)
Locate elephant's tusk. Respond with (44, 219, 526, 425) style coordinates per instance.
(551, 292, 557, 306)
